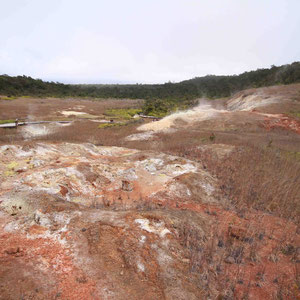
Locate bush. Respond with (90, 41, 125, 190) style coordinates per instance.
(104, 108, 142, 119)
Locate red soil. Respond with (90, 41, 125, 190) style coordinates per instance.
(0, 231, 97, 299)
(262, 114, 300, 134)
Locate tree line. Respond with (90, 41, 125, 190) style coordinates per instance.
(1, 61, 300, 116)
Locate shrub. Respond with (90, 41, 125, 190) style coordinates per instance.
(104, 108, 142, 120)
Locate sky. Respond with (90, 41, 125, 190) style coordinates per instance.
(0, 0, 300, 84)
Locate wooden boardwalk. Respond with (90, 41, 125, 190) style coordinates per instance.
(0, 121, 71, 128)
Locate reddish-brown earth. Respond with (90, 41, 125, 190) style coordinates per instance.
(0, 142, 299, 299)
(0, 84, 300, 299)
(262, 113, 300, 134)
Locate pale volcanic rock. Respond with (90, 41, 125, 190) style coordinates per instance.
(0, 142, 297, 299)
(0, 143, 218, 209)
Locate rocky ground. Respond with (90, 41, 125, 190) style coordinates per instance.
(0, 84, 300, 299)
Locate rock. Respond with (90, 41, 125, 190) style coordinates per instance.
(34, 210, 51, 227)
(59, 185, 68, 197)
(224, 256, 235, 264)
(217, 240, 224, 248)
(5, 247, 23, 256)
(122, 180, 133, 192)
(228, 225, 247, 240)
(5, 247, 20, 255)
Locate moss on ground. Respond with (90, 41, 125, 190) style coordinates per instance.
(0, 96, 16, 100)
(98, 122, 127, 129)
(287, 110, 300, 118)
(104, 108, 142, 120)
(283, 151, 300, 162)
(0, 119, 15, 124)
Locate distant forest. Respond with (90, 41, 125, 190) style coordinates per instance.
(1, 61, 300, 116)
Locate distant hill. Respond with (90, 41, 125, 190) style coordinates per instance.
(1, 62, 300, 99)
(1, 62, 300, 116)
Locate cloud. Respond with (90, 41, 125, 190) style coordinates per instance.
(0, 0, 299, 83)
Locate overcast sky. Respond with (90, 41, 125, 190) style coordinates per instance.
(1, 0, 299, 84)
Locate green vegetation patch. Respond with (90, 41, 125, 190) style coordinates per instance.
(98, 122, 127, 129)
(142, 98, 193, 118)
(283, 151, 300, 162)
(1, 96, 16, 100)
(104, 108, 142, 120)
(75, 113, 98, 119)
(288, 111, 300, 118)
(0, 119, 15, 124)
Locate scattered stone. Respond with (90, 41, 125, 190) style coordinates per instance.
(59, 185, 68, 197)
(5, 247, 23, 256)
(217, 240, 224, 248)
(76, 276, 87, 284)
(34, 210, 51, 227)
(228, 225, 248, 240)
(281, 243, 295, 256)
(224, 256, 235, 264)
(122, 180, 133, 192)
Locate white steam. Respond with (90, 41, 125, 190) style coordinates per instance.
(22, 125, 50, 139)
(137, 93, 280, 133)
(138, 101, 227, 132)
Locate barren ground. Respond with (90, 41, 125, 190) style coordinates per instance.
(0, 85, 300, 299)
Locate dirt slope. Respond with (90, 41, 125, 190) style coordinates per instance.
(0, 143, 299, 299)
